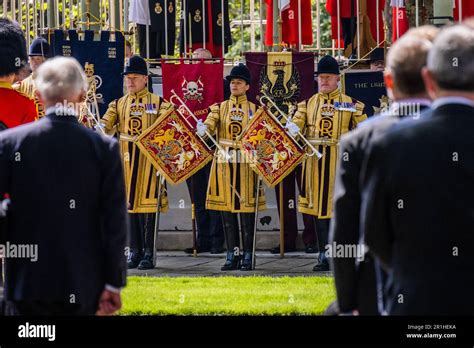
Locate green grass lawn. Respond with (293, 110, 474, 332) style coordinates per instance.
(120, 276, 336, 315)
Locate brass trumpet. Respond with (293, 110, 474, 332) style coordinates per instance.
(169, 90, 227, 157)
(258, 92, 323, 159)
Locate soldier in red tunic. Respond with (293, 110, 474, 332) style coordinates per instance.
(0, 19, 36, 130)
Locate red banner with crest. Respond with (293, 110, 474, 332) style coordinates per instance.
(136, 109, 214, 185)
(239, 108, 306, 187)
(162, 59, 224, 128)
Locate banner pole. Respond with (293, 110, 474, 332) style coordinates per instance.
(183, 0, 187, 55)
(279, 181, 285, 258)
(33, 0, 38, 36)
(146, 22, 150, 59)
(221, 0, 225, 58)
(202, 0, 206, 49)
(336, 0, 341, 57)
(250, 0, 255, 51)
(12, 0, 16, 26)
(241, 0, 244, 56)
(397, 4, 400, 40)
(62, 0, 66, 29)
(55, 0, 60, 29)
(317, 0, 321, 50)
(26, 0, 30, 47)
(298, 0, 302, 51)
(110, 0, 116, 30)
(153, 175, 165, 267)
(252, 177, 262, 269)
(376, 0, 380, 43)
(124, 0, 129, 31)
(20, 0, 23, 33)
(260, 0, 264, 51)
(272, 0, 278, 51)
(357, 0, 360, 58)
(165, 0, 168, 57)
(191, 177, 198, 257)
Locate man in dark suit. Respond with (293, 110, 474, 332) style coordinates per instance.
(329, 28, 436, 315)
(0, 56, 128, 315)
(362, 24, 474, 315)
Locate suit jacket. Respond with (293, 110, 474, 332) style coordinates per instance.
(362, 102, 474, 315)
(330, 104, 430, 314)
(0, 112, 128, 315)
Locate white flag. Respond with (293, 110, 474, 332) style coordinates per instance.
(279, 0, 291, 12)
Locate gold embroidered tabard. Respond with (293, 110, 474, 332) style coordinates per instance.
(292, 88, 367, 218)
(204, 94, 266, 213)
(101, 87, 173, 213)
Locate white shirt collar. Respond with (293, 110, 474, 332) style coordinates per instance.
(432, 96, 474, 109)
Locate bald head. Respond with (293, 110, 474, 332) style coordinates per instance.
(385, 36, 433, 99)
(192, 48, 212, 59)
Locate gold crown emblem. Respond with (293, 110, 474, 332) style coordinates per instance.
(274, 60, 286, 70)
(230, 107, 244, 121)
(321, 104, 335, 117)
(84, 62, 95, 77)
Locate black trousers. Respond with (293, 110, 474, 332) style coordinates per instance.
(129, 213, 156, 255)
(221, 212, 255, 253)
(316, 218, 331, 262)
(137, 24, 175, 59)
(186, 163, 224, 250)
(274, 166, 317, 248)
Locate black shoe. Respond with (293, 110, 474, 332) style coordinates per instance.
(221, 252, 241, 271)
(210, 247, 225, 254)
(270, 245, 296, 254)
(127, 250, 142, 269)
(305, 244, 318, 254)
(240, 252, 253, 271)
(313, 260, 330, 272)
(137, 253, 155, 270)
(184, 246, 210, 254)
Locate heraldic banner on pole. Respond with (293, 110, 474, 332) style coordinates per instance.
(239, 108, 306, 188)
(245, 52, 315, 117)
(51, 30, 125, 117)
(135, 109, 214, 185)
(162, 59, 224, 127)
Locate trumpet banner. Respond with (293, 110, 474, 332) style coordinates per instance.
(136, 109, 213, 185)
(239, 108, 306, 187)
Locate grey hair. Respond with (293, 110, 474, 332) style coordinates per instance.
(386, 36, 433, 95)
(35, 56, 88, 102)
(427, 25, 474, 91)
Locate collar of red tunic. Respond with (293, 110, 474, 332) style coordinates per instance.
(0, 81, 12, 89)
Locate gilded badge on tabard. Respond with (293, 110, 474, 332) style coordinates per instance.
(318, 103, 336, 138)
(194, 9, 202, 22)
(168, 2, 174, 13)
(155, 2, 163, 14)
(217, 13, 222, 26)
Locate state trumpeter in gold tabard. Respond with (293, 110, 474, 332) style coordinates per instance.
(289, 55, 367, 271)
(101, 55, 171, 270)
(13, 37, 50, 119)
(197, 64, 266, 271)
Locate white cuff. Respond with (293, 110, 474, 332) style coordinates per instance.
(105, 284, 122, 294)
